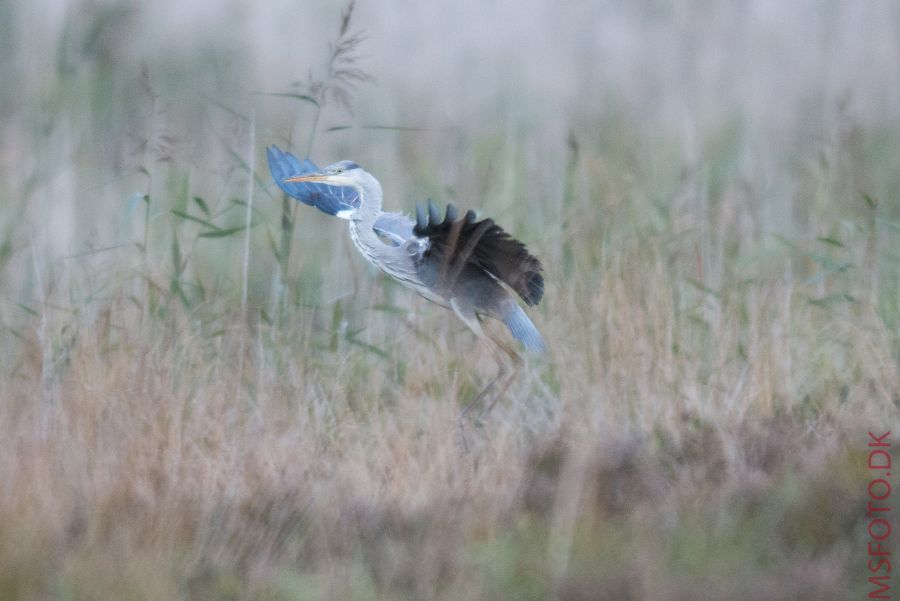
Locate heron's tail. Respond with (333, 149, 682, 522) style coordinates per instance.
(502, 303, 546, 353)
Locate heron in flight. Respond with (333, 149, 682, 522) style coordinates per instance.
(266, 145, 545, 416)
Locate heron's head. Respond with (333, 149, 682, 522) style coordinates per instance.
(283, 160, 381, 219)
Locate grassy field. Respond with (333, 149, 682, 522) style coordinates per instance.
(1, 1, 899, 599)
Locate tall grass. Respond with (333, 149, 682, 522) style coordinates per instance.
(1, 1, 899, 599)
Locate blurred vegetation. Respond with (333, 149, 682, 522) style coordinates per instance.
(0, 1, 898, 600)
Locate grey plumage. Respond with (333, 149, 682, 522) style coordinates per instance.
(267, 144, 546, 364)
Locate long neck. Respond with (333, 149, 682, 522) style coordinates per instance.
(353, 172, 383, 222)
(348, 172, 384, 257)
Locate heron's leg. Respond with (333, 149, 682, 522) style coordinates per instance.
(458, 340, 508, 420)
(449, 299, 495, 419)
(450, 299, 515, 420)
(478, 330, 522, 418)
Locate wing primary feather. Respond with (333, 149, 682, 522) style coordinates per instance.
(416, 203, 427, 231)
(428, 199, 441, 226)
(444, 203, 458, 223)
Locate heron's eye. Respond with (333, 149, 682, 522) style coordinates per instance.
(334, 168, 343, 174)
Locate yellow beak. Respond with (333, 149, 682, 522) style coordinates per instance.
(284, 174, 329, 183)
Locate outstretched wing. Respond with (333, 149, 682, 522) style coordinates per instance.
(266, 145, 359, 217)
(413, 200, 544, 306)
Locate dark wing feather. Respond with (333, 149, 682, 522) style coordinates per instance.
(414, 202, 544, 306)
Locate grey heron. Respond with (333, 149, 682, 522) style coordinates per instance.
(267, 145, 545, 416)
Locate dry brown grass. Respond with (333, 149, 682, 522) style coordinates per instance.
(1, 217, 896, 599)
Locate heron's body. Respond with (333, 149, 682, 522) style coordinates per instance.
(267, 145, 544, 414)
